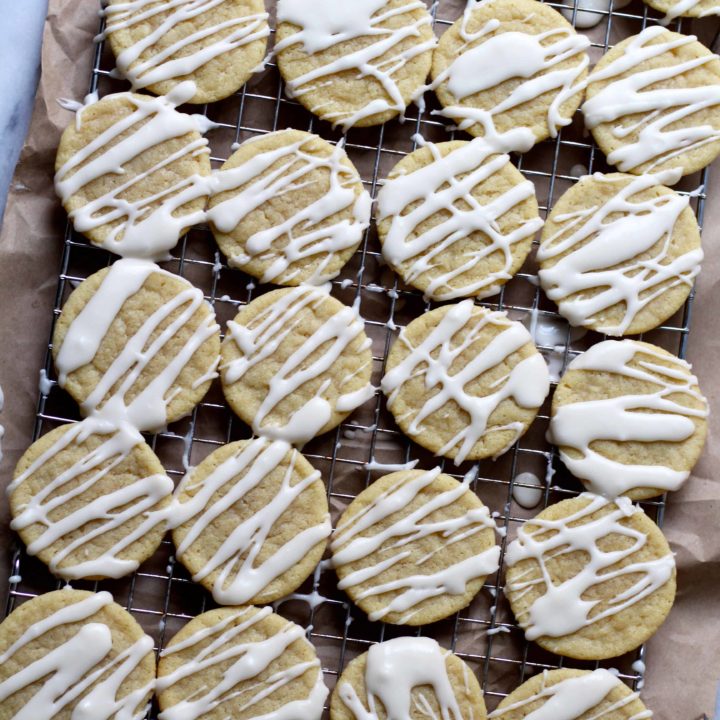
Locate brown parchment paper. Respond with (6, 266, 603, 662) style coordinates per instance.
(0, 0, 718, 717)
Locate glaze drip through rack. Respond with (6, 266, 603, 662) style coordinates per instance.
(4, 0, 717, 715)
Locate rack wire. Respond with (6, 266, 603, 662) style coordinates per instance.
(4, 0, 718, 715)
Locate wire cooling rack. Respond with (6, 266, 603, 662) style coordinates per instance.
(4, 0, 718, 715)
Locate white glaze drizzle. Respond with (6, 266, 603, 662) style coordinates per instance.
(39, 369, 55, 396)
(488, 668, 652, 719)
(208, 132, 371, 285)
(223, 286, 373, 445)
(55, 258, 220, 433)
(512, 471, 544, 509)
(55, 82, 212, 260)
(57, 89, 370, 268)
(156, 606, 327, 720)
(548, 339, 708, 497)
(100, 0, 269, 91)
(331, 467, 500, 623)
(657, 0, 720, 25)
(426, 0, 589, 152)
(275, 0, 437, 131)
(381, 300, 550, 465)
(172, 437, 331, 604)
(582, 26, 720, 174)
(8, 418, 173, 580)
(364, 458, 419, 473)
(338, 637, 469, 720)
(377, 135, 543, 301)
(560, 0, 631, 29)
(505, 493, 675, 640)
(0, 591, 154, 720)
(537, 171, 703, 336)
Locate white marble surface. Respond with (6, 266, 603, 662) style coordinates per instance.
(0, 0, 49, 224)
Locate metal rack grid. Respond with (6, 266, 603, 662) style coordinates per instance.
(4, 0, 717, 715)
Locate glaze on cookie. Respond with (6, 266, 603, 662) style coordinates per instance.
(382, 301, 550, 464)
(377, 137, 542, 301)
(331, 467, 500, 625)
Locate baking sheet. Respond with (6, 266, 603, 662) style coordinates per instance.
(0, 0, 719, 716)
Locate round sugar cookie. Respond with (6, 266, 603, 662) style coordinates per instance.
(504, 493, 676, 660)
(381, 300, 550, 465)
(643, 0, 720, 23)
(331, 637, 486, 720)
(55, 89, 211, 259)
(172, 437, 331, 605)
(549, 339, 708, 500)
(275, 0, 436, 130)
(220, 286, 373, 445)
(10, 420, 173, 581)
(538, 172, 703, 337)
(0, 590, 155, 718)
(490, 668, 650, 719)
(582, 27, 720, 178)
(430, 0, 589, 149)
(208, 129, 371, 285)
(157, 606, 327, 719)
(103, 0, 270, 103)
(52, 259, 221, 432)
(331, 468, 500, 625)
(377, 138, 542, 301)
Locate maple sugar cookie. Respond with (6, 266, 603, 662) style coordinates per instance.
(331, 467, 500, 625)
(430, 0, 590, 150)
(208, 129, 371, 285)
(377, 137, 542, 301)
(331, 636, 486, 720)
(53, 259, 220, 432)
(10, 420, 173, 581)
(549, 339, 708, 500)
(381, 300, 550, 465)
(220, 286, 373, 445)
(172, 437, 331, 605)
(538, 172, 703, 336)
(582, 27, 720, 178)
(55, 87, 212, 259)
(103, 0, 270, 103)
(157, 605, 327, 719)
(0, 590, 155, 718)
(489, 668, 651, 719)
(505, 493, 676, 660)
(275, 0, 436, 130)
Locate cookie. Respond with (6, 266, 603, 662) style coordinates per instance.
(643, 0, 720, 24)
(332, 467, 500, 625)
(208, 129, 371, 285)
(220, 286, 373, 445)
(381, 300, 550, 465)
(102, 0, 270, 103)
(9, 419, 173, 581)
(53, 258, 221, 432)
(538, 172, 703, 336)
(156, 605, 327, 719)
(582, 27, 720, 178)
(549, 339, 708, 500)
(489, 668, 651, 719)
(377, 137, 542, 301)
(55, 86, 212, 259)
(172, 437, 331, 605)
(0, 590, 155, 717)
(275, 0, 436, 130)
(430, 0, 589, 151)
(505, 493, 676, 660)
(331, 636, 486, 720)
